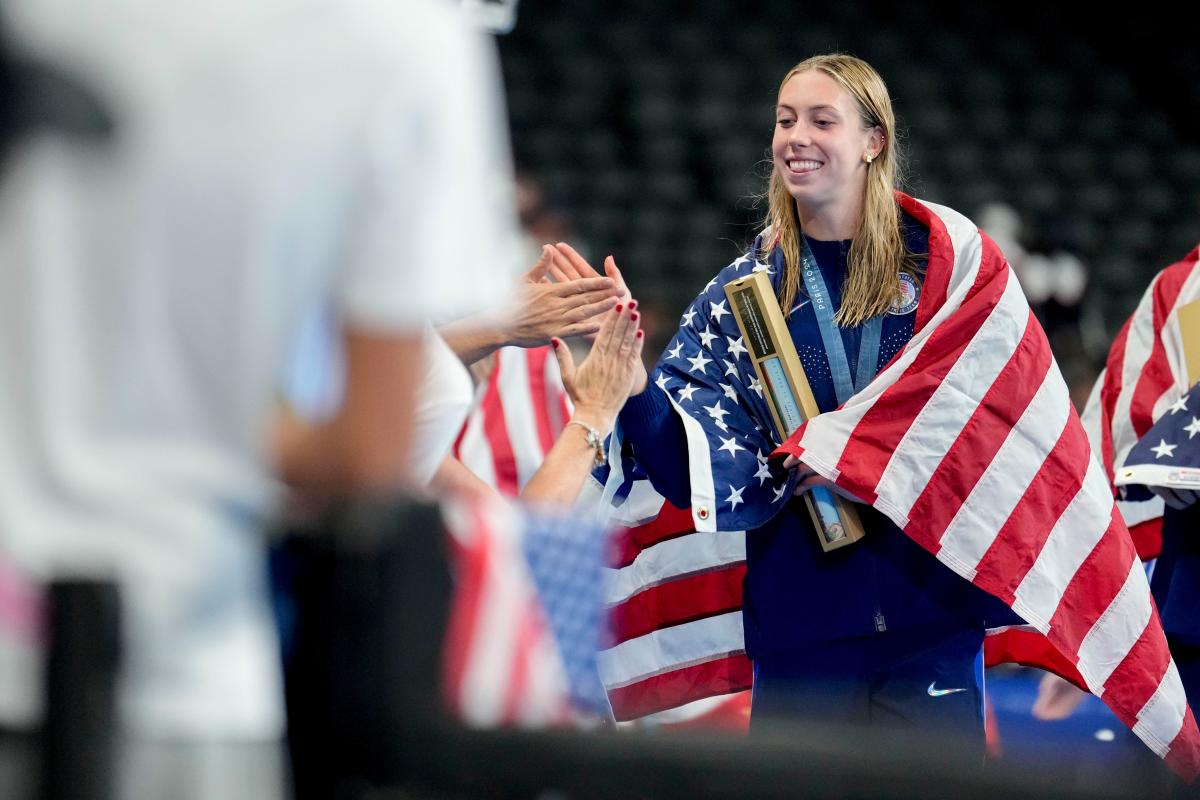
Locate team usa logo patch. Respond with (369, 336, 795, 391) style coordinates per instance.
(889, 272, 920, 316)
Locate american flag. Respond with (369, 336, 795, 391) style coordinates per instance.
(591, 195, 1200, 778)
(602, 497, 752, 724)
(602, 492, 1094, 720)
(452, 344, 751, 726)
(445, 346, 610, 723)
(454, 345, 571, 496)
(442, 497, 612, 726)
(1117, 380, 1200, 496)
(1084, 246, 1200, 560)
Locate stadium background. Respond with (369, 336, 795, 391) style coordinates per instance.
(496, 0, 1200, 392)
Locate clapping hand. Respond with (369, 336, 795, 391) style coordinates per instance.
(551, 302, 644, 433)
(506, 245, 623, 346)
(549, 242, 632, 308)
(550, 243, 648, 395)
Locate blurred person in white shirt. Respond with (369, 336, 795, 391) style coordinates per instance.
(0, 0, 521, 797)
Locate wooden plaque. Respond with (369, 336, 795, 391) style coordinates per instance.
(1178, 298, 1200, 387)
(723, 271, 865, 551)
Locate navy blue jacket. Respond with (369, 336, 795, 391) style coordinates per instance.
(1152, 502, 1200, 645)
(619, 215, 1018, 658)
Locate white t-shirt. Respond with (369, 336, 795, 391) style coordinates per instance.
(283, 319, 477, 487)
(409, 332, 478, 485)
(0, 0, 519, 738)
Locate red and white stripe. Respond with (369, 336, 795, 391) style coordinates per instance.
(593, 500, 1097, 727)
(442, 346, 599, 727)
(588, 210, 1200, 770)
(451, 343, 755, 727)
(580, 479, 751, 725)
(454, 345, 570, 497)
(1087, 247, 1200, 559)
(776, 198, 1200, 777)
(441, 498, 571, 728)
(629, 691, 752, 730)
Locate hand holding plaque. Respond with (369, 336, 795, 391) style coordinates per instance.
(723, 271, 866, 552)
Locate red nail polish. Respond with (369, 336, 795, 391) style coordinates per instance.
(636, 330, 644, 338)
(615, 304, 623, 312)
(631, 312, 639, 321)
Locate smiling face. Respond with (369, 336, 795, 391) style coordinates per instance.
(771, 69, 883, 234)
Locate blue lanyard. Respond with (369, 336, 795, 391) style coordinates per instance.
(798, 238, 883, 405)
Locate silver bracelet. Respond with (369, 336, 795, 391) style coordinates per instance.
(566, 420, 607, 467)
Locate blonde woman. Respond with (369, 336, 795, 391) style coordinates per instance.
(559, 54, 1022, 755)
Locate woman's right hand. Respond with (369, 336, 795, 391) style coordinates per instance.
(781, 454, 863, 502)
(551, 302, 644, 434)
(507, 245, 621, 346)
(551, 243, 649, 395)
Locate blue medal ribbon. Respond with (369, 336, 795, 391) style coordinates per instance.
(798, 237, 883, 405)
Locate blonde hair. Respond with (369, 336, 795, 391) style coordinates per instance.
(763, 54, 912, 327)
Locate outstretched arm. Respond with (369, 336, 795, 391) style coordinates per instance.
(439, 245, 622, 365)
(522, 302, 644, 505)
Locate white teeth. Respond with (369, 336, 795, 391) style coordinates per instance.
(788, 160, 821, 171)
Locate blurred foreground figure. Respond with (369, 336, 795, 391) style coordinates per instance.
(0, 0, 518, 797)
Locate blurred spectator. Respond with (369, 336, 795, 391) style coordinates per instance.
(515, 168, 585, 264)
(979, 203, 1094, 338)
(978, 201, 1096, 408)
(978, 201, 1089, 327)
(0, 1, 519, 799)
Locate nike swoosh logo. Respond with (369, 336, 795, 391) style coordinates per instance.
(927, 682, 967, 697)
